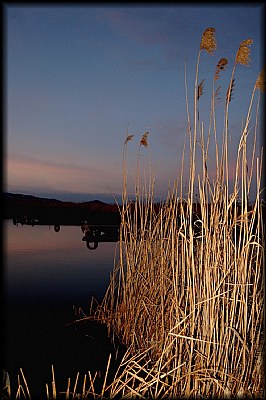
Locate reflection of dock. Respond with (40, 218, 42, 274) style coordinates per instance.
(81, 224, 120, 250)
(12, 217, 67, 232)
(11, 217, 120, 250)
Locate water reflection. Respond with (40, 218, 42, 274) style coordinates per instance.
(3, 220, 120, 397)
(11, 217, 121, 249)
(81, 223, 120, 250)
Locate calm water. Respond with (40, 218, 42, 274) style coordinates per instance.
(3, 220, 120, 397)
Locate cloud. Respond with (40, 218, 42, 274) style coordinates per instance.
(102, 9, 162, 45)
(101, 7, 199, 51)
(6, 153, 123, 195)
(100, 7, 198, 73)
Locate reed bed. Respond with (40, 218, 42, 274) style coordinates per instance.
(15, 27, 264, 399)
(88, 28, 265, 398)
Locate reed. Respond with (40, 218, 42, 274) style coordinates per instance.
(14, 27, 264, 399)
(88, 27, 265, 398)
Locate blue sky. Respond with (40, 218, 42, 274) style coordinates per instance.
(4, 3, 265, 202)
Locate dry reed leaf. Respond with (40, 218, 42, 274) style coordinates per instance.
(82, 374, 87, 398)
(19, 368, 31, 400)
(101, 353, 112, 397)
(226, 79, 235, 103)
(169, 333, 225, 346)
(66, 377, 70, 400)
(140, 131, 149, 147)
(235, 39, 253, 66)
(197, 79, 205, 100)
(214, 86, 221, 103)
(200, 27, 216, 54)
(224, 386, 232, 399)
(255, 67, 265, 92)
(124, 134, 134, 145)
(214, 58, 228, 81)
(227, 325, 249, 351)
(236, 387, 246, 398)
(46, 383, 49, 399)
(73, 372, 79, 398)
(16, 384, 27, 400)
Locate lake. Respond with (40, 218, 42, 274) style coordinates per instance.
(3, 220, 121, 397)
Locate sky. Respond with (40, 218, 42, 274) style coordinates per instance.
(3, 3, 265, 203)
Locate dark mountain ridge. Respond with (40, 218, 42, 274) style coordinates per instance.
(3, 192, 110, 206)
(3, 192, 261, 230)
(3, 192, 121, 225)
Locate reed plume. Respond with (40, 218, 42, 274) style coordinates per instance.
(139, 131, 149, 148)
(255, 67, 265, 92)
(200, 27, 216, 54)
(235, 38, 253, 66)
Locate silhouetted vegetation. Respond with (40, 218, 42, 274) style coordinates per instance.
(3, 193, 121, 225)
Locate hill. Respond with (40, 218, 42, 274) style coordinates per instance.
(3, 192, 121, 225)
